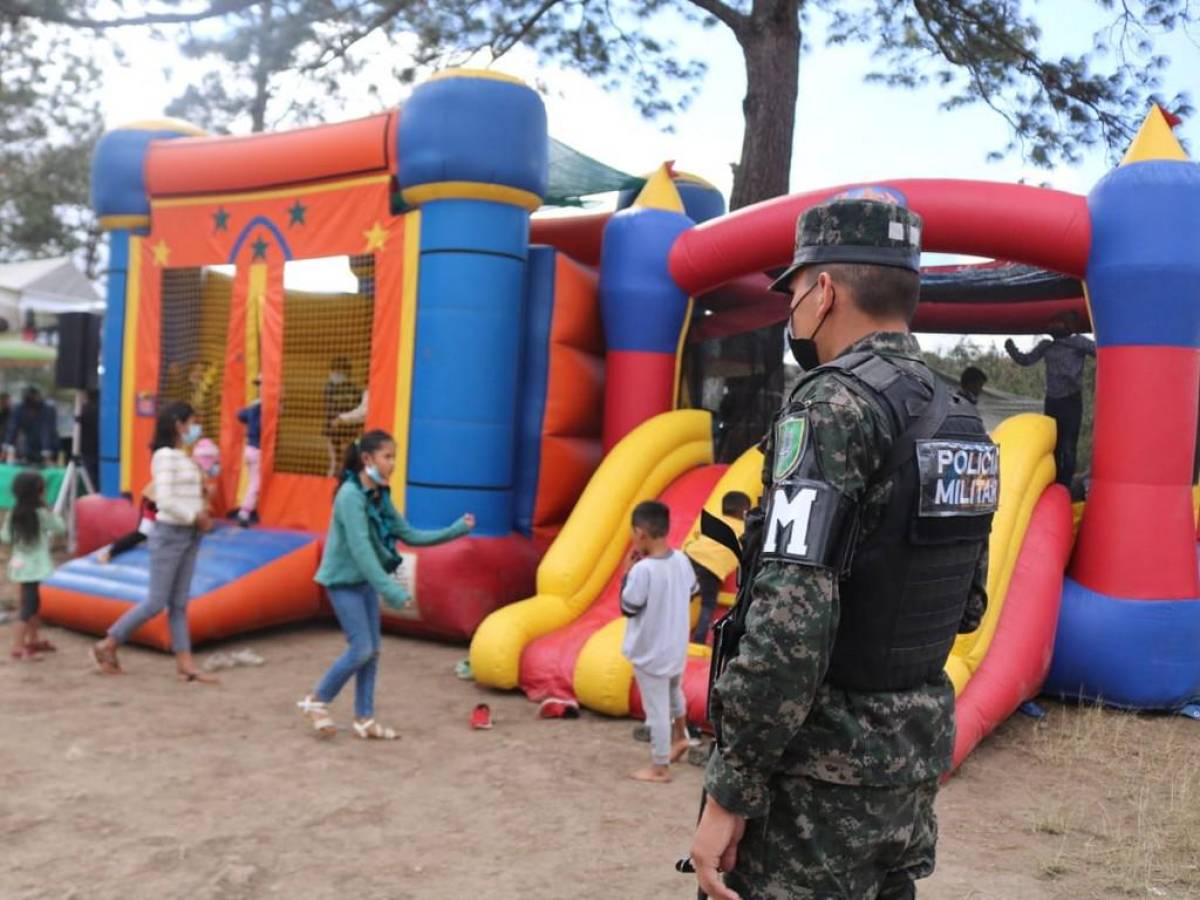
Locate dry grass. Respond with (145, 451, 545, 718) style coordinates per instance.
(1027, 702, 1200, 897)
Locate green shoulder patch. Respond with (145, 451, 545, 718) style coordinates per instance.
(772, 414, 808, 481)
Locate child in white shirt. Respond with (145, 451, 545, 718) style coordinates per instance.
(620, 500, 696, 783)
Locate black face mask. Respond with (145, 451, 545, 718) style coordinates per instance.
(786, 282, 828, 371)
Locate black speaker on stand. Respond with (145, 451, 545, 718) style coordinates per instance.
(55, 312, 101, 392)
(53, 312, 101, 551)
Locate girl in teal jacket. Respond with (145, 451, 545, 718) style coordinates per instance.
(299, 429, 473, 739)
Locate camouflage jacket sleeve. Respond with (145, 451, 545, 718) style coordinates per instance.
(705, 377, 884, 818)
(958, 546, 989, 633)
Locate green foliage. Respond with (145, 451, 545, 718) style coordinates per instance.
(0, 10, 103, 272)
(158, 0, 710, 134)
(4, 1, 1196, 179)
(821, 0, 1195, 167)
(924, 337, 1097, 473)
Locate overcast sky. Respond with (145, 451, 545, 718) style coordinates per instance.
(96, 2, 1200, 350)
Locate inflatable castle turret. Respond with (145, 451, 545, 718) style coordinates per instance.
(1045, 108, 1200, 712)
(598, 166, 694, 450)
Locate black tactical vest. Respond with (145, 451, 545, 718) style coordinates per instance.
(813, 352, 996, 692)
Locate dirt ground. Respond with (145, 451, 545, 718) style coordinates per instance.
(2, 620, 1197, 900)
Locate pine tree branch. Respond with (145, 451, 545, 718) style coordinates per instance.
(0, 0, 263, 29)
(682, 0, 748, 36)
(490, 0, 566, 56)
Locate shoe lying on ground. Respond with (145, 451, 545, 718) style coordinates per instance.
(470, 703, 493, 730)
(203, 647, 266, 672)
(454, 659, 473, 680)
(633, 723, 651, 742)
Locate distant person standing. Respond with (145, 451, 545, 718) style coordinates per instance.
(0, 393, 11, 445)
(324, 357, 362, 477)
(236, 375, 263, 527)
(1005, 313, 1096, 487)
(957, 366, 987, 406)
(3, 387, 58, 464)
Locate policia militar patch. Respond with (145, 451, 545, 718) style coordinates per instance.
(915, 439, 999, 517)
(773, 414, 809, 481)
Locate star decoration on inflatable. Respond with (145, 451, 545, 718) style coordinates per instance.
(213, 207, 230, 232)
(152, 239, 171, 266)
(251, 235, 270, 260)
(362, 221, 389, 252)
(287, 200, 307, 226)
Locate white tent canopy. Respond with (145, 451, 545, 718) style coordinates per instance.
(0, 257, 103, 332)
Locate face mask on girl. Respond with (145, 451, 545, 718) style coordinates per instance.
(364, 464, 387, 486)
(182, 423, 202, 446)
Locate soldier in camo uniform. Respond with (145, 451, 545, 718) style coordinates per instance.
(690, 198, 996, 900)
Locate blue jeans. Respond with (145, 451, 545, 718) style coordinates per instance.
(314, 583, 381, 718)
(108, 522, 200, 653)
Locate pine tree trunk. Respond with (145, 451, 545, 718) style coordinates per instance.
(729, 5, 801, 211)
(248, 1, 274, 133)
(701, 3, 802, 461)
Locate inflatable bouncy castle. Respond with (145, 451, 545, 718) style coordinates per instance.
(470, 105, 1200, 768)
(44, 68, 1198, 764)
(45, 70, 728, 647)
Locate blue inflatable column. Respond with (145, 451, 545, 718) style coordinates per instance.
(91, 121, 204, 496)
(396, 71, 549, 535)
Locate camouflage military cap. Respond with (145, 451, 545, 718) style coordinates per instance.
(769, 199, 924, 293)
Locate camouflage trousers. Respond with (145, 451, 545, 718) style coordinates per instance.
(722, 775, 939, 899)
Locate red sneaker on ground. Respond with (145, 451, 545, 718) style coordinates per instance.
(470, 703, 493, 730)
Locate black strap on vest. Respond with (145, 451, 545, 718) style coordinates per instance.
(810, 349, 952, 486)
(878, 379, 950, 478)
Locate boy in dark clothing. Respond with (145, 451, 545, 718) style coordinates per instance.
(683, 491, 751, 644)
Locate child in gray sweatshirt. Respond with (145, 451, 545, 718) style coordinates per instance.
(620, 500, 697, 783)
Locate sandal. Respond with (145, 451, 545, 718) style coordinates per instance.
(11, 646, 42, 661)
(89, 643, 121, 675)
(178, 670, 219, 685)
(352, 718, 398, 741)
(297, 695, 336, 738)
(30, 640, 57, 653)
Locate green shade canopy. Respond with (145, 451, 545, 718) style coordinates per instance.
(0, 339, 56, 369)
(544, 138, 644, 206)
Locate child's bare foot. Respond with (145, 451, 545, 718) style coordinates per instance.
(669, 739, 691, 763)
(97, 549, 112, 564)
(629, 764, 672, 783)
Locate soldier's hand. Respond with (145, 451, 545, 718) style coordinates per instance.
(690, 797, 746, 900)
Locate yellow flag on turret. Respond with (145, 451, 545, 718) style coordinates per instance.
(1121, 105, 1188, 165)
(633, 163, 685, 213)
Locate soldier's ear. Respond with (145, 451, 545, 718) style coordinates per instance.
(816, 271, 837, 316)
